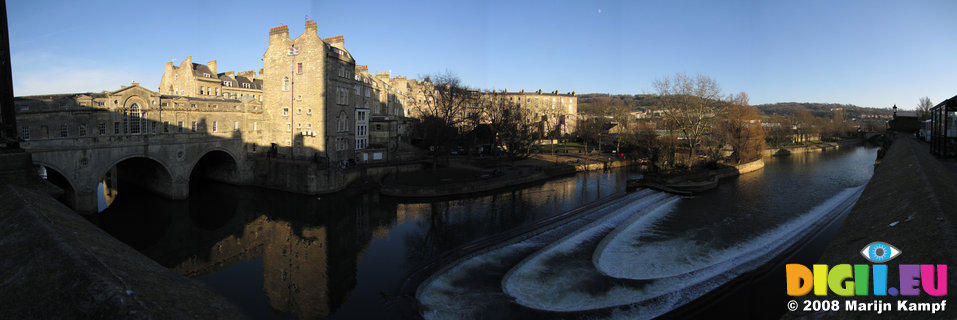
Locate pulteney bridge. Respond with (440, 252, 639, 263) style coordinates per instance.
(16, 84, 260, 214)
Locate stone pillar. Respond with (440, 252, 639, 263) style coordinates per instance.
(74, 187, 98, 215)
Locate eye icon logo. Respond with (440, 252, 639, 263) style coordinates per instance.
(860, 242, 901, 263)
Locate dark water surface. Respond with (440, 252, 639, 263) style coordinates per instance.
(92, 144, 877, 319)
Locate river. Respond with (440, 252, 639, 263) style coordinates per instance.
(91, 144, 877, 319)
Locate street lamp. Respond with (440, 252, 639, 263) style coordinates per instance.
(289, 45, 299, 158)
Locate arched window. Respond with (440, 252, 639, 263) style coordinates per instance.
(129, 104, 141, 134)
(282, 77, 289, 91)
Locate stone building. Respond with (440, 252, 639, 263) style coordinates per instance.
(158, 56, 264, 102)
(484, 89, 578, 136)
(15, 83, 265, 145)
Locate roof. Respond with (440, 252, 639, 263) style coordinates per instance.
(234, 75, 259, 90)
(191, 63, 215, 78)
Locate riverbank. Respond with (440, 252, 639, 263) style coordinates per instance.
(785, 136, 957, 319)
(626, 158, 764, 195)
(379, 153, 632, 198)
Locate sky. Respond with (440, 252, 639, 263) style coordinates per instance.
(7, 0, 957, 109)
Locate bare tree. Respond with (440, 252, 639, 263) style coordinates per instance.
(719, 92, 766, 163)
(420, 70, 478, 129)
(480, 91, 536, 160)
(653, 73, 723, 167)
(917, 97, 934, 121)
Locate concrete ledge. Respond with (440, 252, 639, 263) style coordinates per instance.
(0, 185, 245, 319)
(787, 138, 957, 319)
(380, 166, 575, 198)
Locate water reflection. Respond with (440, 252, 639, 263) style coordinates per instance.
(91, 166, 633, 319)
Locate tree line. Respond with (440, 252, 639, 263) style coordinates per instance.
(406, 71, 880, 172)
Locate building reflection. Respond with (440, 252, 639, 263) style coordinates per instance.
(93, 182, 390, 319)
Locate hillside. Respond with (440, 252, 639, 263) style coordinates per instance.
(753, 102, 893, 119)
(578, 94, 894, 120)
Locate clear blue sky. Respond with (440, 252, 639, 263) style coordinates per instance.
(8, 0, 957, 109)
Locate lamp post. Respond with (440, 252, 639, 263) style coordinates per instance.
(289, 45, 298, 158)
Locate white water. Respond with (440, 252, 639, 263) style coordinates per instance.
(500, 194, 678, 311)
(417, 190, 656, 319)
(595, 186, 864, 280)
(501, 186, 863, 316)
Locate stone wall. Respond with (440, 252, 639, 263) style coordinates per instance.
(0, 184, 244, 319)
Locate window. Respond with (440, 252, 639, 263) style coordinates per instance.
(215, 88, 220, 96)
(199, 86, 204, 95)
(375, 124, 382, 131)
(297, 62, 302, 74)
(234, 121, 239, 131)
(177, 121, 184, 133)
(21, 127, 29, 140)
(212, 121, 218, 132)
(307, 108, 312, 115)
(129, 104, 141, 134)
(282, 107, 289, 116)
(113, 122, 120, 134)
(203, 73, 211, 78)
(150, 122, 156, 133)
(286, 123, 291, 132)
(307, 123, 312, 130)
(354, 84, 360, 95)
(97, 121, 106, 135)
(337, 111, 347, 132)
(282, 77, 289, 91)
(243, 83, 251, 89)
(59, 124, 68, 138)
(191, 121, 197, 132)
(297, 123, 301, 129)
(253, 122, 258, 131)
(163, 121, 169, 133)
(297, 108, 301, 115)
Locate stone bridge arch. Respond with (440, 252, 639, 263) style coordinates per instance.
(188, 148, 246, 185)
(33, 160, 78, 210)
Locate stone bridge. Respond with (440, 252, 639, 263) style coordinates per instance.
(15, 85, 259, 214)
(24, 131, 251, 214)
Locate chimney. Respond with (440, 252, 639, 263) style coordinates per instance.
(184, 55, 193, 67)
(305, 20, 317, 35)
(225, 71, 235, 77)
(324, 35, 345, 49)
(207, 60, 217, 75)
(269, 25, 289, 45)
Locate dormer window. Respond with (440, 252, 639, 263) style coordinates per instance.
(203, 73, 211, 78)
(288, 47, 299, 55)
(242, 83, 251, 89)
(224, 81, 233, 87)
